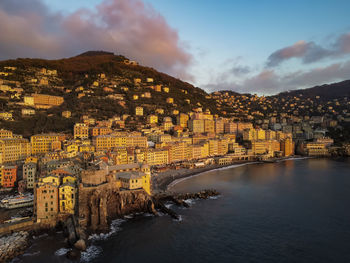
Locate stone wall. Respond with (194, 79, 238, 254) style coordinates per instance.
(0, 218, 34, 236)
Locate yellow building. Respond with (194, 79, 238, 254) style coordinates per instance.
(281, 137, 294, 157)
(117, 169, 151, 195)
(93, 135, 147, 151)
(0, 112, 13, 120)
(146, 148, 169, 165)
(177, 113, 189, 128)
(59, 183, 77, 214)
(189, 119, 205, 134)
(40, 174, 60, 186)
(304, 142, 328, 156)
(200, 142, 209, 158)
(204, 119, 215, 134)
(32, 94, 64, 108)
(0, 129, 13, 138)
(147, 114, 158, 124)
(0, 138, 31, 164)
(79, 144, 95, 152)
(74, 123, 89, 139)
(62, 111, 71, 118)
(111, 148, 128, 164)
(135, 106, 143, 116)
(31, 134, 65, 154)
(251, 141, 268, 155)
(25, 156, 38, 163)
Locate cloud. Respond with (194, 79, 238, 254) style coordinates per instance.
(204, 60, 350, 95)
(266, 33, 350, 67)
(0, 0, 192, 79)
(231, 65, 251, 76)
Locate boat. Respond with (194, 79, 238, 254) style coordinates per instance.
(0, 195, 34, 209)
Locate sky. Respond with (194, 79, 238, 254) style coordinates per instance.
(1, 0, 350, 95)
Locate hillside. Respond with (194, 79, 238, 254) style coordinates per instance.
(276, 80, 350, 100)
(0, 51, 218, 137)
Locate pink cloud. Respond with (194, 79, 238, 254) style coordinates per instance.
(266, 32, 350, 67)
(0, 0, 193, 79)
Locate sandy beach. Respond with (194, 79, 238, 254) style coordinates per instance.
(151, 156, 309, 192)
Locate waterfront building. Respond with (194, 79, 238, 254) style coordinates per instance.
(59, 183, 77, 214)
(146, 148, 169, 166)
(280, 137, 294, 157)
(34, 182, 59, 221)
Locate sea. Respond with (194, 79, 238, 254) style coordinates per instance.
(14, 157, 350, 263)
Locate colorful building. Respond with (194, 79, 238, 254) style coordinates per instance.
(0, 165, 17, 188)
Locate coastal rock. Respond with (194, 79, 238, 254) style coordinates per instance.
(79, 184, 157, 231)
(0, 231, 29, 262)
(74, 239, 87, 251)
(66, 248, 81, 260)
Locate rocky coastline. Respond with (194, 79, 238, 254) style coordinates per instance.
(0, 231, 29, 262)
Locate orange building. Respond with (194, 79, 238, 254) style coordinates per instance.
(0, 165, 17, 188)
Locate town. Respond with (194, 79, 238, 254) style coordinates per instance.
(0, 55, 349, 260)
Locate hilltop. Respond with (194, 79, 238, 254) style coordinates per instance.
(0, 51, 217, 136)
(276, 80, 350, 100)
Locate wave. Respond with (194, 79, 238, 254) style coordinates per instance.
(80, 245, 102, 262)
(54, 247, 71, 257)
(88, 219, 125, 241)
(22, 251, 41, 257)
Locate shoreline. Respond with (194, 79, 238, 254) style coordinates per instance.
(152, 156, 311, 192)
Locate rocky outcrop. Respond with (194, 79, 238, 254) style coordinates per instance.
(0, 231, 29, 262)
(79, 184, 156, 231)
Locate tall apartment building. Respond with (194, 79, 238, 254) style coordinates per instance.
(204, 119, 215, 134)
(0, 165, 17, 188)
(23, 162, 37, 189)
(224, 122, 237, 134)
(34, 182, 59, 221)
(214, 118, 225, 134)
(0, 138, 31, 164)
(177, 113, 189, 128)
(31, 133, 65, 154)
(281, 137, 294, 157)
(74, 123, 89, 139)
(188, 119, 204, 134)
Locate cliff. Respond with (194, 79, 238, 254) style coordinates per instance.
(79, 184, 156, 231)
